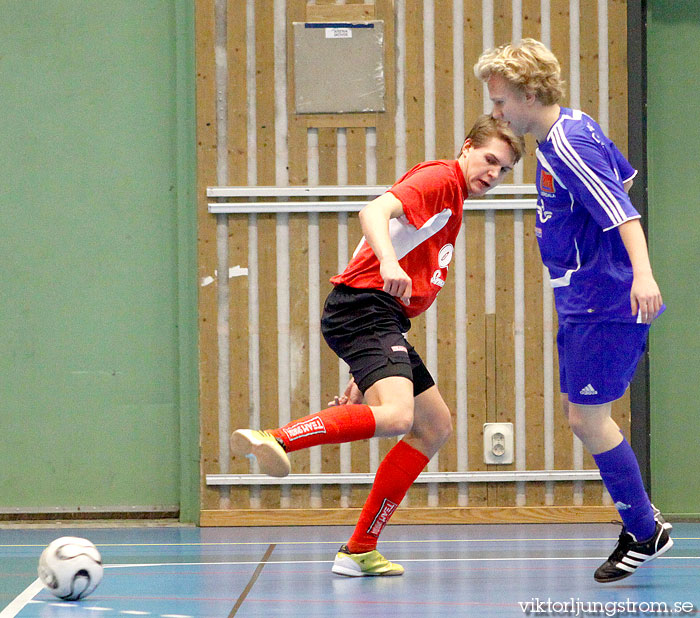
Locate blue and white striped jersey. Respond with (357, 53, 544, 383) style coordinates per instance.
(535, 108, 641, 322)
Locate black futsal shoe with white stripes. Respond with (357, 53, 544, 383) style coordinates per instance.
(594, 521, 673, 583)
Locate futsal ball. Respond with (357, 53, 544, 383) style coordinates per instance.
(38, 536, 103, 601)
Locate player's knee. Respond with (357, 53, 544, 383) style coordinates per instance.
(433, 405, 453, 444)
(390, 407, 415, 435)
(374, 402, 414, 435)
(567, 409, 593, 441)
(411, 403, 452, 449)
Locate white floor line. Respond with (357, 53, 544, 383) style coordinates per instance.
(3, 535, 699, 549)
(101, 555, 697, 569)
(0, 536, 672, 549)
(0, 578, 43, 617)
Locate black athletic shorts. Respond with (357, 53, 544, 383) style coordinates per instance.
(321, 284, 435, 396)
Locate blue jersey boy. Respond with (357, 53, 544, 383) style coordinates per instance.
(477, 39, 672, 584)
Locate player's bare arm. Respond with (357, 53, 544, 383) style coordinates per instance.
(618, 219, 663, 323)
(358, 192, 413, 304)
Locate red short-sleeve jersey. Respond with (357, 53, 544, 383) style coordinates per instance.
(330, 159, 467, 318)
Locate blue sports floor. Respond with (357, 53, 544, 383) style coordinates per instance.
(1, 522, 699, 617)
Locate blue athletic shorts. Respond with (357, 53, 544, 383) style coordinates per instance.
(557, 320, 650, 405)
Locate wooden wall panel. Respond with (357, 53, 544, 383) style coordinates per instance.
(226, 0, 251, 514)
(197, 0, 633, 520)
(374, 0, 397, 186)
(196, 0, 220, 511)
(465, 212, 488, 506)
(521, 0, 545, 506)
(462, 0, 486, 508)
(435, 0, 458, 488)
(549, 0, 574, 508)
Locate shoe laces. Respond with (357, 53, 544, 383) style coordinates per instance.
(606, 522, 636, 561)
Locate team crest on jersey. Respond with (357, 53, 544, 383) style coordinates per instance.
(540, 169, 555, 194)
(438, 243, 454, 268)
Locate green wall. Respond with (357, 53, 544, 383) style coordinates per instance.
(0, 2, 198, 519)
(647, 2, 700, 517)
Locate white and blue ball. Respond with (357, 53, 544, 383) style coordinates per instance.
(38, 536, 103, 601)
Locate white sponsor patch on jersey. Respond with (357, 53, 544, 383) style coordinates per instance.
(438, 243, 454, 268)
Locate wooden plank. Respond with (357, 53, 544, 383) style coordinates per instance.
(316, 129, 341, 506)
(522, 0, 542, 42)
(196, 0, 220, 511)
(306, 3, 376, 22)
(486, 0, 515, 508)
(434, 0, 455, 160)
(404, 0, 425, 169)
(522, 165, 546, 499)
(374, 0, 396, 186)
(461, 1, 486, 508)
(250, 0, 283, 509)
(523, 209, 546, 506)
(520, 0, 545, 507)
(580, 0, 599, 120)
(226, 0, 252, 512)
(431, 0, 457, 508)
(302, 114, 379, 128)
(492, 208, 516, 507)
(344, 127, 371, 507)
(608, 0, 629, 148)
(549, 0, 572, 508)
(465, 211, 488, 507)
(288, 0, 311, 186)
(201, 505, 620, 526)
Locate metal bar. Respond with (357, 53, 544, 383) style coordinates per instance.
(569, 0, 583, 507)
(208, 186, 388, 197)
(423, 0, 439, 507)
(214, 0, 230, 511)
(308, 128, 322, 509)
(453, 0, 468, 508)
(627, 0, 651, 494)
(206, 470, 603, 486)
(208, 199, 538, 214)
(207, 184, 538, 197)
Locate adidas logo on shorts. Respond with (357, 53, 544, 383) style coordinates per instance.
(579, 384, 598, 396)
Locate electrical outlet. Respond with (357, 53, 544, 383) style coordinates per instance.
(483, 422, 514, 464)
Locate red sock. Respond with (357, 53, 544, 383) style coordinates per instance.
(270, 404, 376, 453)
(347, 440, 429, 553)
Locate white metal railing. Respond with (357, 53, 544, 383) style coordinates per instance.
(207, 184, 538, 213)
(207, 470, 602, 486)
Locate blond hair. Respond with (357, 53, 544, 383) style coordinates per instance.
(474, 38, 565, 106)
(463, 114, 525, 164)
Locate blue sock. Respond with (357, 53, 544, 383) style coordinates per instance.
(593, 438, 656, 541)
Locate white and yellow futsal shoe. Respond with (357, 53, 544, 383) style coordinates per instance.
(230, 429, 290, 478)
(331, 545, 404, 577)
